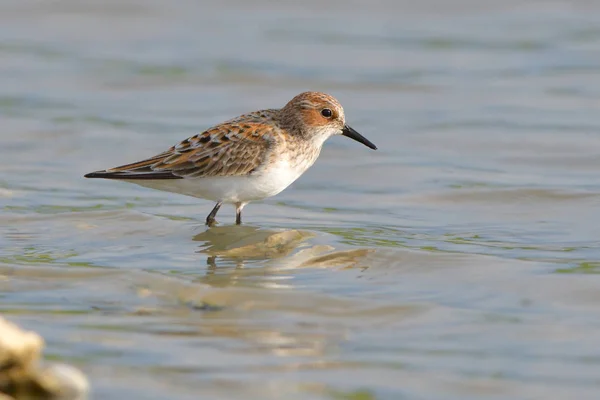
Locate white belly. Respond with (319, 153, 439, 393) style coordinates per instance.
(122, 159, 312, 204)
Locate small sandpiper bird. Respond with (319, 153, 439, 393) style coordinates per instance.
(85, 91, 377, 226)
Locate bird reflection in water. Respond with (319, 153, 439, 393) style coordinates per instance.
(192, 225, 372, 288)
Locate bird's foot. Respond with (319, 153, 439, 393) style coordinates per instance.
(205, 217, 218, 227)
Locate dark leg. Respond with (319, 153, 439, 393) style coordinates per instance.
(205, 201, 222, 226)
(235, 202, 244, 225)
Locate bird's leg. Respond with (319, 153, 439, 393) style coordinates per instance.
(205, 201, 222, 227)
(235, 202, 245, 225)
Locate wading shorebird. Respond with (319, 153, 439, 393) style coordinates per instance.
(85, 91, 377, 226)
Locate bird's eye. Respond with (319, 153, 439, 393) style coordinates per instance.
(321, 108, 333, 118)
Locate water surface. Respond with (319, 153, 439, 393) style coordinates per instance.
(2, 1, 600, 399)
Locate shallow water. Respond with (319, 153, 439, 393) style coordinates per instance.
(2, 0, 600, 399)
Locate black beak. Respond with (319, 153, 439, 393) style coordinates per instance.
(341, 125, 377, 150)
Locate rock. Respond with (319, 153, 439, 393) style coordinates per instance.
(0, 316, 89, 400)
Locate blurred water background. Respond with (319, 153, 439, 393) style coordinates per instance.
(2, 0, 600, 399)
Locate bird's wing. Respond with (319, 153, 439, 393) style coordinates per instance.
(85, 121, 277, 180)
